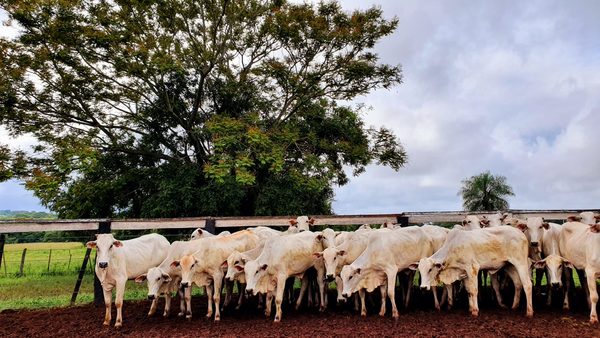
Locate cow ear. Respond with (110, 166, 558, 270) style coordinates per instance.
(355, 268, 361, 275)
(337, 250, 346, 256)
(542, 222, 550, 230)
(134, 274, 147, 283)
(162, 274, 172, 282)
(517, 223, 527, 232)
(563, 260, 574, 269)
(260, 264, 268, 271)
(434, 262, 444, 269)
(315, 234, 323, 241)
(334, 231, 341, 236)
(196, 228, 203, 235)
(308, 217, 316, 225)
(567, 215, 581, 222)
(289, 219, 298, 226)
(86, 241, 97, 249)
(480, 219, 490, 227)
(221, 261, 228, 268)
(589, 224, 600, 233)
(313, 252, 323, 259)
(113, 240, 123, 247)
(533, 260, 546, 269)
(408, 263, 419, 271)
(170, 261, 180, 268)
(594, 215, 600, 221)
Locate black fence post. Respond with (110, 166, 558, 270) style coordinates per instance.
(396, 214, 409, 227)
(94, 220, 112, 306)
(205, 217, 216, 235)
(0, 234, 5, 271)
(70, 247, 92, 306)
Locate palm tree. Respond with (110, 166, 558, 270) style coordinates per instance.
(459, 171, 514, 211)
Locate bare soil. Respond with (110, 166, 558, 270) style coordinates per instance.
(1, 288, 598, 337)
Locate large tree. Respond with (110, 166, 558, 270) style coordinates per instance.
(459, 171, 515, 211)
(0, 0, 406, 218)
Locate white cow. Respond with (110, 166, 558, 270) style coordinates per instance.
(416, 226, 533, 318)
(87, 233, 170, 327)
(567, 212, 600, 224)
(190, 228, 216, 240)
(461, 215, 485, 230)
(135, 239, 208, 318)
(558, 221, 600, 323)
(244, 231, 326, 322)
(174, 230, 260, 321)
(340, 226, 433, 318)
(288, 216, 316, 232)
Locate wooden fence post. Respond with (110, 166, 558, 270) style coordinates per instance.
(0, 234, 5, 272)
(396, 214, 409, 227)
(94, 221, 111, 306)
(205, 217, 216, 234)
(47, 249, 52, 272)
(17, 248, 27, 277)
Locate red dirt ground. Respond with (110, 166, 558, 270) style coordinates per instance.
(1, 290, 598, 337)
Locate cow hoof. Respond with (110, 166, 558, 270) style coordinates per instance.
(471, 311, 479, 317)
(214, 316, 220, 322)
(361, 312, 367, 317)
(319, 306, 326, 312)
(378, 311, 385, 317)
(498, 303, 507, 309)
(186, 315, 192, 320)
(274, 317, 280, 323)
(526, 312, 533, 318)
(435, 306, 441, 311)
(562, 306, 570, 311)
(589, 316, 598, 324)
(115, 323, 122, 329)
(102, 321, 110, 326)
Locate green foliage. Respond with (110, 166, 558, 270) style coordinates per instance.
(459, 171, 515, 211)
(0, 209, 56, 219)
(1, 0, 406, 218)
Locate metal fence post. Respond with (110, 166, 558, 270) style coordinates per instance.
(94, 221, 111, 306)
(17, 248, 27, 277)
(71, 247, 92, 305)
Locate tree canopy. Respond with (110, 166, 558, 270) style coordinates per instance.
(459, 171, 514, 212)
(0, 0, 406, 218)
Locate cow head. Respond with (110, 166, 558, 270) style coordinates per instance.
(567, 215, 582, 222)
(340, 265, 364, 297)
(533, 254, 573, 288)
(517, 217, 548, 248)
(137, 267, 172, 299)
(579, 211, 598, 224)
(461, 215, 482, 230)
(318, 247, 347, 282)
(412, 257, 444, 290)
(244, 260, 268, 296)
(225, 251, 247, 282)
(86, 234, 122, 269)
(589, 223, 600, 233)
(172, 255, 198, 289)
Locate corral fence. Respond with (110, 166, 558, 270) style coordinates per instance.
(0, 209, 597, 308)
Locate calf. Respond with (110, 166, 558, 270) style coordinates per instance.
(558, 221, 600, 323)
(87, 233, 170, 327)
(416, 227, 533, 317)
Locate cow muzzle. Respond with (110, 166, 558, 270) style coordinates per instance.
(180, 282, 190, 288)
(98, 262, 108, 269)
(420, 285, 430, 291)
(147, 295, 156, 300)
(530, 242, 539, 247)
(325, 274, 335, 282)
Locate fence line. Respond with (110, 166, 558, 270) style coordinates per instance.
(1, 209, 598, 234)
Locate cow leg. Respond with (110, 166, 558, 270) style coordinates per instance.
(296, 275, 309, 310)
(464, 275, 479, 317)
(446, 284, 454, 310)
(223, 279, 233, 308)
(315, 267, 327, 312)
(184, 286, 193, 319)
(514, 263, 533, 317)
(265, 291, 274, 318)
(359, 289, 367, 316)
(386, 270, 400, 319)
(164, 292, 172, 317)
(236, 282, 245, 310)
(205, 284, 213, 319)
(178, 288, 186, 316)
(432, 285, 440, 311)
(336, 276, 345, 303)
(563, 267, 571, 310)
(148, 297, 158, 316)
(490, 273, 507, 309)
(404, 270, 414, 309)
(585, 268, 598, 324)
(213, 272, 224, 321)
(257, 292, 264, 310)
(577, 269, 590, 308)
(508, 269, 523, 310)
(102, 287, 113, 326)
(379, 284, 387, 317)
(114, 279, 126, 328)
(274, 275, 287, 322)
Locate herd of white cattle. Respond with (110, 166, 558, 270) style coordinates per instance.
(86, 213, 600, 328)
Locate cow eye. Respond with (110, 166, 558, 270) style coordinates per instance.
(234, 261, 239, 265)
(157, 277, 161, 281)
(110, 244, 113, 249)
(349, 275, 353, 280)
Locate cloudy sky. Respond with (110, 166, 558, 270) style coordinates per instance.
(1, 1, 600, 214)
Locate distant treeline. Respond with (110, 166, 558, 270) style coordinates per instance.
(0, 210, 56, 220)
